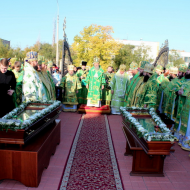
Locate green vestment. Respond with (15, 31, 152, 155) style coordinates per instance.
(37, 71, 51, 100)
(47, 71, 56, 100)
(162, 77, 178, 112)
(156, 76, 170, 110)
(125, 76, 144, 107)
(22, 62, 49, 102)
(164, 77, 186, 118)
(42, 71, 56, 100)
(179, 83, 190, 135)
(136, 74, 159, 109)
(12, 69, 23, 107)
(174, 80, 190, 151)
(124, 72, 140, 106)
(60, 73, 82, 105)
(76, 69, 89, 104)
(174, 80, 190, 132)
(132, 78, 146, 107)
(157, 74, 165, 84)
(110, 71, 130, 113)
(86, 66, 106, 104)
(102, 72, 114, 105)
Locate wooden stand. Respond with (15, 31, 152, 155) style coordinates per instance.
(0, 120, 61, 187)
(131, 150, 165, 177)
(122, 120, 173, 177)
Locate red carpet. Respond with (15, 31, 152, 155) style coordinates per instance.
(59, 114, 123, 190)
(78, 104, 111, 114)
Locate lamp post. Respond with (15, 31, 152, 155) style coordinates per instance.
(56, 0, 59, 66)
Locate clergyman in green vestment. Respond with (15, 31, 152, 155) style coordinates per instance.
(136, 63, 158, 109)
(124, 61, 147, 107)
(174, 67, 190, 151)
(76, 61, 89, 104)
(12, 61, 23, 107)
(38, 59, 56, 101)
(110, 64, 130, 114)
(102, 66, 114, 105)
(156, 65, 173, 112)
(164, 64, 187, 119)
(86, 58, 105, 107)
(22, 51, 49, 102)
(124, 61, 139, 107)
(154, 65, 164, 84)
(162, 67, 182, 114)
(60, 65, 82, 112)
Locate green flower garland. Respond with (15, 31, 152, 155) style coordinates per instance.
(120, 107, 174, 142)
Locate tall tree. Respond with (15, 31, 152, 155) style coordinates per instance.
(32, 40, 41, 53)
(0, 40, 13, 58)
(72, 24, 122, 70)
(39, 43, 55, 61)
(12, 47, 25, 61)
(114, 44, 135, 70)
(113, 44, 153, 70)
(169, 50, 185, 67)
(133, 44, 154, 64)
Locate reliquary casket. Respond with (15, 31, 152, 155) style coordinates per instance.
(0, 100, 62, 145)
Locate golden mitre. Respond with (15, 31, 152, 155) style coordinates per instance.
(67, 65, 74, 71)
(170, 67, 178, 75)
(119, 64, 126, 71)
(93, 57, 100, 63)
(144, 63, 154, 74)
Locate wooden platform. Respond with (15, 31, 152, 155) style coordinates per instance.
(78, 104, 111, 114)
(0, 120, 61, 187)
(122, 120, 174, 177)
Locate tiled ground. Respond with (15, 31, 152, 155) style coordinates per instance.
(0, 112, 82, 190)
(0, 113, 190, 190)
(108, 115, 190, 190)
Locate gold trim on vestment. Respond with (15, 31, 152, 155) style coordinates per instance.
(178, 143, 190, 151)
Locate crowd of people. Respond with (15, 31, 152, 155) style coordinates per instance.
(0, 51, 190, 151)
(123, 61, 190, 151)
(0, 52, 60, 117)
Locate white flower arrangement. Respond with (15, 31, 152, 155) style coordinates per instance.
(120, 106, 174, 142)
(0, 100, 61, 131)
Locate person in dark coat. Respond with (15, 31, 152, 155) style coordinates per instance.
(0, 58, 16, 117)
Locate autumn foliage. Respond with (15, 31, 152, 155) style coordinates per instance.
(71, 24, 122, 71)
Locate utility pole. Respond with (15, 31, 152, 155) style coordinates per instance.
(56, 0, 59, 66)
(52, 19, 56, 46)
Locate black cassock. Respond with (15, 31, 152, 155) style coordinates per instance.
(0, 70, 16, 117)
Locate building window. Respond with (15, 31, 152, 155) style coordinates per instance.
(184, 57, 190, 62)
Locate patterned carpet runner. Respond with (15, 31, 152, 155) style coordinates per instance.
(59, 114, 123, 190)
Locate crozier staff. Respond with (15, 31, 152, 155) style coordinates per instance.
(0, 58, 16, 117)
